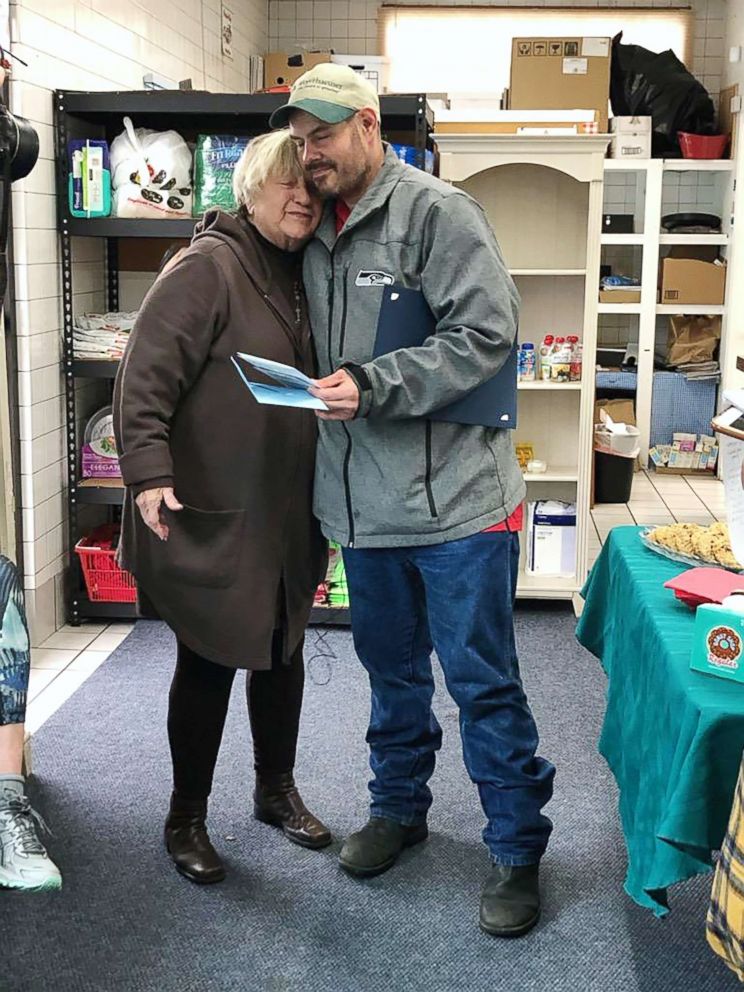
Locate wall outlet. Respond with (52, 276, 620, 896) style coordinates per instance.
(729, 46, 742, 63)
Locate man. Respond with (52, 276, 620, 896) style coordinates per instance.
(270, 64, 554, 937)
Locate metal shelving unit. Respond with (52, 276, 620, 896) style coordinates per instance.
(55, 88, 435, 626)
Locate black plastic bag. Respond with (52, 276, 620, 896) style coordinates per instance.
(610, 33, 715, 156)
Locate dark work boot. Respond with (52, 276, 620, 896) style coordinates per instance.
(164, 793, 226, 885)
(254, 772, 332, 850)
(479, 863, 541, 937)
(339, 816, 428, 878)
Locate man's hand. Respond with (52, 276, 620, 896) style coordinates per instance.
(309, 369, 360, 421)
(135, 487, 183, 541)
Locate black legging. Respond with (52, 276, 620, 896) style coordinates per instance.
(167, 631, 305, 801)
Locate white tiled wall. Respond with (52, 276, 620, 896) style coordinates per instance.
(268, 0, 726, 96)
(8, 0, 269, 643)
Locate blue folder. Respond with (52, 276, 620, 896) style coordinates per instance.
(372, 284, 518, 428)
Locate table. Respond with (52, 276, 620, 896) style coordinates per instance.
(576, 526, 744, 916)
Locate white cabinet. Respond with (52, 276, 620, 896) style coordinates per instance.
(434, 133, 610, 603)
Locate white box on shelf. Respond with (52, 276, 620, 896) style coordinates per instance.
(526, 500, 577, 576)
(330, 54, 390, 93)
(609, 116, 651, 159)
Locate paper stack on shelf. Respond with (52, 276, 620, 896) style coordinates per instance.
(73, 311, 137, 361)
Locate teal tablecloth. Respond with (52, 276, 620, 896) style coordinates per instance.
(576, 526, 744, 916)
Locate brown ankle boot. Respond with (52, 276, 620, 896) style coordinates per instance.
(254, 772, 332, 850)
(164, 793, 226, 884)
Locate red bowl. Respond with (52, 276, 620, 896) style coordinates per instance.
(678, 131, 729, 160)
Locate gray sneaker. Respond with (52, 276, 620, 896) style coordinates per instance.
(0, 777, 61, 892)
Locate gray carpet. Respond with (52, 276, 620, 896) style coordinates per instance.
(2, 607, 738, 992)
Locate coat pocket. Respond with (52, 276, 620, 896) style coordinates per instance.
(154, 505, 246, 589)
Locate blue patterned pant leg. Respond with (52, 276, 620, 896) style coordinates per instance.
(0, 556, 30, 727)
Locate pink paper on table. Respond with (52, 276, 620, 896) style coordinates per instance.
(664, 567, 744, 609)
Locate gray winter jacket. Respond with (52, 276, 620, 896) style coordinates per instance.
(303, 145, 525, 548)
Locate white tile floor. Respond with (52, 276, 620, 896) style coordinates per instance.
(589, 470, 726, 569)
(25, 622, 134, 736)
(23, 471, 726, 741)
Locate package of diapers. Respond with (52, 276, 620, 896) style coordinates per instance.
(193, 135, 251, 216)
(110, 116, 193, 219)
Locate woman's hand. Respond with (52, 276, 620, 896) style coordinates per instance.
(135, 487, 183, 541)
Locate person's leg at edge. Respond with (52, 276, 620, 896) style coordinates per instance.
(165, 640, 236, 883)
(338, 547, 440, 877)
(416, 530, 555, 936)
(249, 630, 331, 849)
(0, 556, 61, 892)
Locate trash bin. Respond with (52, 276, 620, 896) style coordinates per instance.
(594, 448, 635, 503)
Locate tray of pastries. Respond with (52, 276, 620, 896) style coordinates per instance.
(640, 521, 742, 572)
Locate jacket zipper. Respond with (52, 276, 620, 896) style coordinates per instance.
(341, 423, 355, 546)
(424, 422, 438, 518)
(338, 265, 350, 357)
(323, 242, 356, 546)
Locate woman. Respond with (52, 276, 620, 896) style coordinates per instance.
(113, 130, 329, 885)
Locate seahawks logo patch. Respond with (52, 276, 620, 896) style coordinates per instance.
(355, 270, 395, 287)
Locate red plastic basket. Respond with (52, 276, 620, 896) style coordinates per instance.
(75, 524, 137, 603)
(678, 131, 729, 160)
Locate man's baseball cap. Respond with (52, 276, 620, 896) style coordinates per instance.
(269, 63, 380, 129)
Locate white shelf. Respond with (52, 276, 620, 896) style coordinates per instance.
(656, 304, 725, 315)
(659, 233, 728, 245)
(603, 158, 734, 172)
(663, 159, 734, 172)
(523, 468, 578, 483)
(517, 381, 582, 391)
(604, 159, 648, 171)
(516, 572, 577, 600)
(597, 302, 643, 314)
(510, 268, 586, 276)
(601, 234, 644, 245)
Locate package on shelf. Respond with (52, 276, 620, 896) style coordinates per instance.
(263, 50, 331, 88)
(389, 143, 435, 173)
(72, 311, 137, 361)
(515, 442, 535, 470)
(193, 135, 252, 215)
(509, 37, 611, 132)
(649, 432, 719, 472)
(110, 116, 192, 219)
(331, 54, 389, 93)
(609, 116, 651, 160)
(526, 500, 576, 577)
(68, 139, 112, 218)
(315, 542, 348, 609)
(434, 106, 597, 135)
(82, 406, 120, 479)
(659, 257, 726, 307)
(666, 314, 721, 368)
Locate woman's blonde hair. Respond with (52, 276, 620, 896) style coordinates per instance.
(232, 130, 304, 211)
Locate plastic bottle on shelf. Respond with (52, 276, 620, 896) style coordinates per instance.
(550, 336, 571, 383)
(539, 335, 554, 381)
(519, 342, 536, 381)
(568, 335, 582, 382)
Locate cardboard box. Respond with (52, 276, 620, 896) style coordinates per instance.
(433, 107, 597, 135)
(691, 604, 744, 684)
(510, 37, 611, 133)
(609, 116, 651, 159)
(264, 50, 331, 88)
(660, 258, 726, 306)
(599, 289, 641, 303)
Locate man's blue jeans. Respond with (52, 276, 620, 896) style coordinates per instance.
(342, 530, 555, 866)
